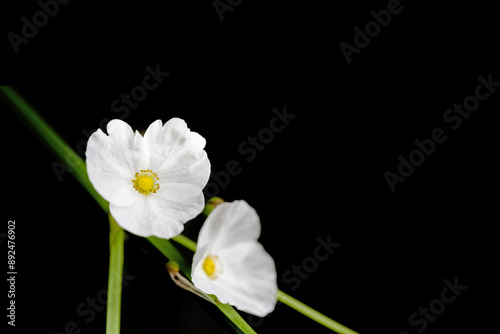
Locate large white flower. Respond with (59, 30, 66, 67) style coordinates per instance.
(192, 200, 277, 317)
(86, 118, 210, 239)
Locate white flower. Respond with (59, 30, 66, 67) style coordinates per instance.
(86, 118, 210, 239)
(192, 200, 277, 317)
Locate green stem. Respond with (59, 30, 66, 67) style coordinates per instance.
(0, 86, 109, 212)
(172, 234, 197, 252)
(148, 236, 192, 278)
(277, 290, 358, 334)
(2, 85, 357, 334)
(107, 215, 125, 334)
(216, 301, 257, 334)
(1, 86, 257, 333)
(172, 234, 359, 334)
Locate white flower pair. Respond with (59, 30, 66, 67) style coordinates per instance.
(86, 118, 277, 316)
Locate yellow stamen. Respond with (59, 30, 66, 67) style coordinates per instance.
(203, 256, 218, 279)
(132, 169, 160, 195)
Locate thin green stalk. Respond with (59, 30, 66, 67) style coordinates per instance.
(1, 86, 257, 334)
(0, 86, 109, 212)
(172, 234, 197, 252)
(148, 236, 192, 279)
(277, 290, 358, 334)
(107, 216, 125, 334)
(172, 234, 359, 334)
(3, 85, 359, 334)
(216, 301, 257, 334)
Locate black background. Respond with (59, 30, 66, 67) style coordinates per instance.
(1, 0, 498, 333)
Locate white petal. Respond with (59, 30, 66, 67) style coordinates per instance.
(196, 200, 261, 253)
(157, 150, 210, 190)
(192, 244, 208, 279)
(86, 120, 146, 206)
(192, 200, 277, 316)
(110, 196, 182, 238)
(143, 118, 210, 189)
(192, 241, 278, 317)
(152, 182, 206, 228)
(110, 182, 204, 238)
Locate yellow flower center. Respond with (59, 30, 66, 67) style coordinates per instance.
(132, 169, 160, 195)
(203, 256, 218, 279)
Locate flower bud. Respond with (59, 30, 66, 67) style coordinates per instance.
(166, 261, 180, 274)
(203, 197, 225, 216)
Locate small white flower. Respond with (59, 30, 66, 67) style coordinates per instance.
(86, 118, 210, 239)
(192, 200, 277, 317)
